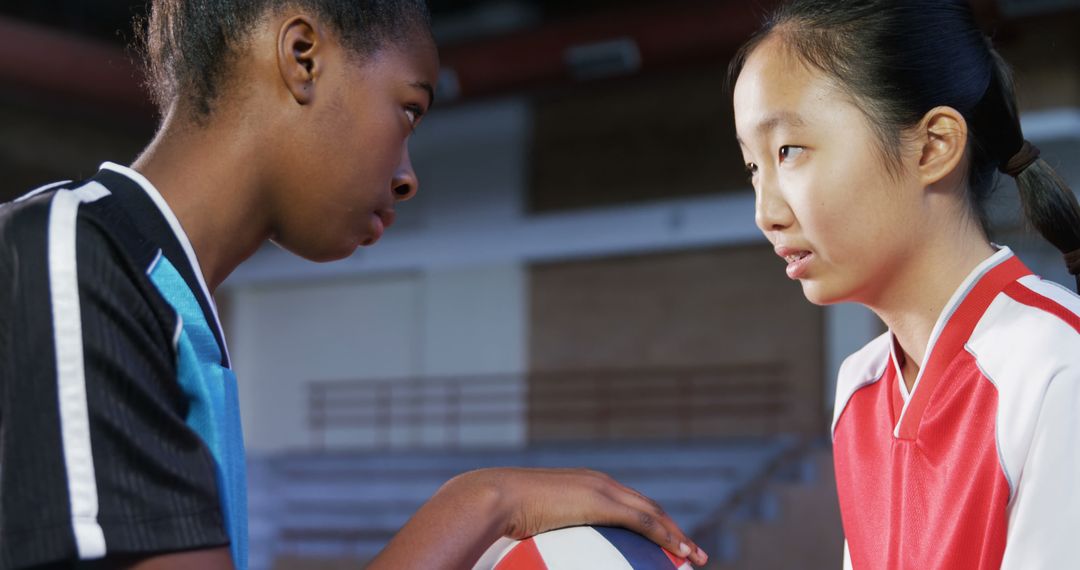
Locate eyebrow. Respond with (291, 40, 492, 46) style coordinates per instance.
(411, 81, 435, 110)
(736, 111, 807, 147)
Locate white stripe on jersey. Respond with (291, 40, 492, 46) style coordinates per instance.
(14, 179, 72, 203)
(48, 181, 111, 559)
(146, 248, 163, 276)
(966, 276, 1080, 502)
(964, 276, 1080, 569)
(1017, 274, 1080, 314)
(831, 332, 890, 438)
(172, 315, 184, 350)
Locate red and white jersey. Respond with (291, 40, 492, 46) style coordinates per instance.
(832, 247, 1080, 570)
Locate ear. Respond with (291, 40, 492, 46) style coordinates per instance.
(277, 16, 322, 105)
(916, 106, 968, 187)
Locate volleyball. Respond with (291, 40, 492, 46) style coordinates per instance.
(473, 526, 694, 570)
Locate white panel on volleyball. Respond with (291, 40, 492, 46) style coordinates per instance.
(473, 528, 634, 570)
(532, 528, 634, 569)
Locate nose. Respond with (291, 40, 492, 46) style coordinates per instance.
(391, 144, 419, 202)
(753, 172, 794, 234)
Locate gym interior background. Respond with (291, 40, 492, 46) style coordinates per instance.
(2, 0, 1078, 568)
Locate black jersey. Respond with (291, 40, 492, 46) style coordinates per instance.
(0, 163, 244, 569)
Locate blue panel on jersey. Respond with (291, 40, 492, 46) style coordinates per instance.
(594, 526, 676, 569)
(149, 255, 248, 570)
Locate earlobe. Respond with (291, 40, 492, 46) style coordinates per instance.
(277, 16, 321, 105)
(917, 106, 968, 187)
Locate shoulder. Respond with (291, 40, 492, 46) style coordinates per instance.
(967, 275, 1080, 388)
(2, 180, 159, 272)
(832, 331, 891, 434)
(2, 180, 177, 349)
(966, 275, 1080, 497)
(0, 182, 74, 242)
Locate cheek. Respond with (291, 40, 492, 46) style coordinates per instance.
(793, 169, 891, 261)
(349, 114, 406, 182)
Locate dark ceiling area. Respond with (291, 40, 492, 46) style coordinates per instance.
(0, 0, 778, 118)
(0, 0, 662, 47)
(0, 0, 1074, 125)
(0, 1, 146, 44)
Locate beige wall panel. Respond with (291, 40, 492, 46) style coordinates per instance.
(528, 245, 825, 440)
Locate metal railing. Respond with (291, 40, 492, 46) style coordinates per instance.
(308, 374, 523, 449)
(308, 363, 809, 449)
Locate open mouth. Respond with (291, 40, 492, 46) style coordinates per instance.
(775, 246, 814, 279)
(784, 251, 811, 264)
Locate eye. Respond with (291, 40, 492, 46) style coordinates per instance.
(404, 104, 425, 130)
(744, 162, 759, 181)
(778, 145, 804, 163)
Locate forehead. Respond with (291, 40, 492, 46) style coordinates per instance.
(347, 32, 440, 99)
(392, 34, 439, 81)
(393, 30, 440, 74)
(359, 30, 439, 74)
(732, 37, 839, 142)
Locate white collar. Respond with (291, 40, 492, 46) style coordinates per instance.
(98, 161, 230, 364)
(890, 245, 1013, 424)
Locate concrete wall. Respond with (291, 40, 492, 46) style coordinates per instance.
(230, 264, 527, 452)
(230, 273, 422, 452)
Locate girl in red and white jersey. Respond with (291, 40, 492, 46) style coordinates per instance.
(729, 1, 1080, 568)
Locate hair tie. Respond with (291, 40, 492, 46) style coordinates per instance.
(1066, 248, 1080, 276)
(1002, 140, 1041, 178)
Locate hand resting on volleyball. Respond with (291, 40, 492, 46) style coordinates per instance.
(368, 467, 709, 569)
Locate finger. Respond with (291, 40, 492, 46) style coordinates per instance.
(508, 468, 710, 566)
(603, 481, 709, 567)
(595, 498, 697, 563)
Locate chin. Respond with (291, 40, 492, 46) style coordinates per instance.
(274, 234, 363, 263)
(799, 279, 846, 307)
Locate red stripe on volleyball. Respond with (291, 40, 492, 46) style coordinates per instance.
(664, 549, 687, 568)
(494, 538, 548, 570)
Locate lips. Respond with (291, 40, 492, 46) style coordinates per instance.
(375, 209, 396, 230)
(774, 245, 814, 279)
(362, 209, 396, 247)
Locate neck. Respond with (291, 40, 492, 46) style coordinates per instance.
(130, 107, 272, 293)
(865, 220, 995, 389)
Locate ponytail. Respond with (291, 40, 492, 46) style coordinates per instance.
(1010, 156, 1080, 292)
(982, 52, 1080, 292)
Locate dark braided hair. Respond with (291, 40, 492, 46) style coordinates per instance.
(139, 0, 431, 121)
(728, 0, 1080, 291)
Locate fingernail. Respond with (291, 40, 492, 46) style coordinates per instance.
(678, 542, 691, 556)
(696, 547, 708, 561)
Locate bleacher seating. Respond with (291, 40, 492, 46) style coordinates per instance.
(247, 437, 802, 569)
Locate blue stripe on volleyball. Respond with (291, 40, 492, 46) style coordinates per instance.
(593, 526, 676, 569)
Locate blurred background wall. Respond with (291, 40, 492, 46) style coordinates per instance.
(3, 1, 1078, 568)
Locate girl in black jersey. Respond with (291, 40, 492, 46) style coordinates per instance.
(0, 1, 709, 569)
